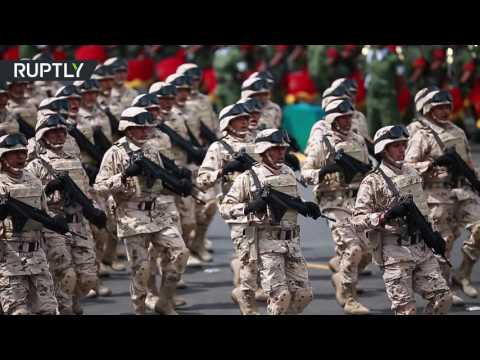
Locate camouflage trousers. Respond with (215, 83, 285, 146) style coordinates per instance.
(427, 188, 480, 280)
(231, 224, 259, 294)
(382, 243, 452, 315)
(123, 224, 189, 313)
(259, 248, 313, 315)
(191, 186, 217, 254)
(319, 193, 371, 285)
(174, 195, 196, 249)
(43, 219, 97, 313)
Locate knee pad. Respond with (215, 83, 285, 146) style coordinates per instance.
(344, 244, 364, 266)
(268, 288, 292, 315)
(135, 261, 151, 287)
(395, 302, 416, 315)
(163, 271, 181, 284)
(175, 248, 190, 268)
(78, 274, 98, 294)
(433, 291, 453, 315)
(289, 287, 313, 314)
(60, 268, 77, 295)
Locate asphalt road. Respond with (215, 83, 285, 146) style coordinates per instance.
(81, 153, 480, 315)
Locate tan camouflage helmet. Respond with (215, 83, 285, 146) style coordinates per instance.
(324, 98, 354, 126)
(321, 84, 350, 108)
(219, 103, 250, 132)
(421, 89, 453, 115)
(38, 97, 69, 117)
(0, 132, 28, 159)
(176, 63, 201, 80)
(118, 107, 155, 132)
(74, 79, 101, 94)
(131, 93, 160, 110)
(241, 77, 270, 98)
(149, 81, 177, 98)
(413, 86, 439, 113)
(104, 57, 128, 72)
(166, 73, 192, 89)
(35, 112, 68, 142)
(91, 64, 115, 80)
(373, 125, 409, 155)
(254, 129, 290, 154)
(55, 85, 82, 99)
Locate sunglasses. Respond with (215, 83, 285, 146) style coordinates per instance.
(255, 129, 290, 144)
(241, 98, 263, 113)
(154, 84, 177, 98)
(431, 90, 453, 104)
(242, 78, 270, 92)
(325, 100, 354, 115)
(57, 85, 81, 98)
(184, 67, 201, 80)
(0, 133, 28, 148)
(78, 79, 100, 92)
(39, 98, 70, 114)
(121, 111, 154, 125)
(133, 94, 160, 108)
(94, 65, 115, 78)
(169, 75, 192, 88)
(374, 125, 410, 144)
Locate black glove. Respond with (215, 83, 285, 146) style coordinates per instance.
(318, 163, 342, 179)
(53, 215, 70, 234)
(86, 208, 107, 229)
(123, 162, 143, 178)
(223, 159, 247, 174)
(0, 203, 9, 221)
(384, 203, 409, 222)
(45, 178, 64, 195)
(83, 164, 99, 186)
(285, 153, 301, 172)
(178, 167, 192, 179)
(178, 178, 193, 196)
(304, 201, 321, 219)
(244, 198, 267, 215)
(432, 154, 453, 167)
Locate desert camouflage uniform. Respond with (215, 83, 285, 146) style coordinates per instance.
(0, 170, 57, 315)
(94, 136, 189, 314)
(26, 147, 97, 314)
(302, 128, 371, 288)
(220, 163, 313, 315)
(0, 108, 19, 136)
(352, 161, 452, 314)
(404, 118, 480, 282)
(109, 85, 138, 119)
(6, 97, 37, 130)
(259, 100, 282, 130)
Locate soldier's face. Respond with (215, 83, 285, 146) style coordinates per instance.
(176, 88, 191, 104)
(334, 114, 352, 133)
(44, 128, 67, 147)
(126, 126, 151, 142)
(430, 104, 451, 123)
(2, 150, 27, 173)
(385, 141, 407, 162)
(253, 92, 269, 105)
(82, 91, 98, 107)
(249, 112, 261, 129)
(68, 98, 80, 114)
(99, 79, 113, 92)
(0, 93, 8, 107)
(263, 146, 287, 169)
(147, 107, 160, 119)
(114, 70, 128, 85)
(159, 97, 174, 112)
(229, 116, 250, 137)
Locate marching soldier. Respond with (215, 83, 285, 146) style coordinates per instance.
(352, 125, 452, 314)
(0, 82, 19, 136)
(104, 57, 138, 119)
(6, 80, 37, 135)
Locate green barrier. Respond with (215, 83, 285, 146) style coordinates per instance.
(282, 102, 325, 153)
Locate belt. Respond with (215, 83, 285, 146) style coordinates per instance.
(383, 232, 422, 246)
(8, 241, 41, 253)
(124, 199, 157, 211)
(254, 226, 300, 240)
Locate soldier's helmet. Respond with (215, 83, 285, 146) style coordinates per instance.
(322, 84, 351, 109)
(32, 52, 54, 62)
(236, 97, 263, 114)
(330, 78, 357, 96)
(324, 99, 354, 126)
(254, 129, 290, 154)
(149, 82, 177, 98)
(218, 103, 250, 132)
(131, 93, 160, 110)
(104, 57, 128, 73)
(166, 73, 192, 89)
(118, 107, 155, 131)
(241, 77, 270, 99)
(248, 71, 275, 87)
(414, 86, 439, 114)
(420, 89, 453, 115)
(74, 79, 101, 94)
(35, 112, 68, 142)
(55, 85, 82, 100)
(373, 125, 409, 155)
(38, 97, 69, 117)
(177, 63, 202, 81)
(0, 133, 28, 159)
(92, 64, 115, 80)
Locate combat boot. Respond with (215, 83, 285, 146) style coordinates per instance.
(344, 284, 369, 315)
(195, 248, 213, 263)
(98, 283, 112, 297)
(176, 276, 187, 289)
(99, 262, 112, 278)
(187, 254, 205, 267)
(72, 296, 84, 315)
(173, 295, 187, 308)
(155, 274, 179, 315)
(328, 256, 340, 273)
(58, 306, 75, 315)
(111, 259, 127, 272)
(86, 289, 98, 298)
(451, 293, 465, 306)
(231, 288, 259, 315)
(331, 273, 346, 307)
(145, 294, 159, 312)
(205, 238, 214, 253)
(453, 257, 478, 298)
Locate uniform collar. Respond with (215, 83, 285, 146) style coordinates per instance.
(380, 160, 403, 176)
(423, 117, 452, 133)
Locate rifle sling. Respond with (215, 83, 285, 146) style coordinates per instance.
(218, 140, 236, 157)
(417, 119, 447, 152)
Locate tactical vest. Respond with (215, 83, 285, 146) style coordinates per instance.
(0, 174, 43, 234)
(120, 139, 164, 200)
(250, 165, 298, 227)
(163, 112, 189, 165)
(437, 129, 468, 162)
